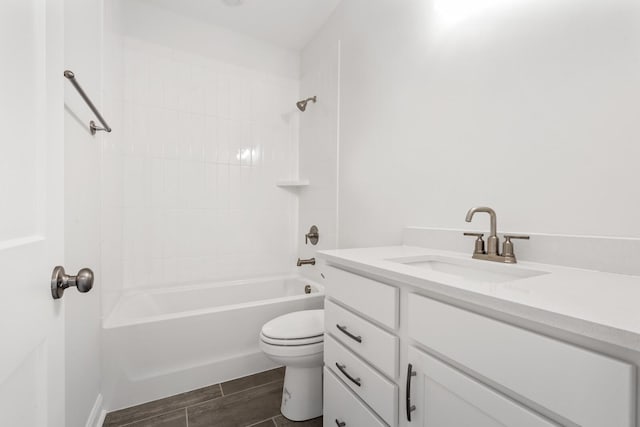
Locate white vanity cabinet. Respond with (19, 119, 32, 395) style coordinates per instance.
(406, 293, 636, 427)
(323, 266, 400, 427)
(321, 262, 638, 427)
(406, 346, 559, 427)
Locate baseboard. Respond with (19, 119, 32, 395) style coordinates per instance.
(85, 393, 105, 427)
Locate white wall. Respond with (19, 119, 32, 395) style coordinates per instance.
(102, 0, 126, 322)
(121, 0, 300, 80)
(302, 0, 640, 249)
(101, 0, 302, 301)
(64, 0, 104, 425)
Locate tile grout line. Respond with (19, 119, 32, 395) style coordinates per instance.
(112, 377, 284, 425)
(221, 377, 285, 398)
(110, 389, 215, 427)
(116, 407, 186, 427)
(272, 416, 278, 426)
(244, 417, 277, 427)
(108, 370, 285, 426)
(115, 384, 224, 427)
(183, 378, 284, 411)
(219, 368, 284, 396)
(106, 386, 222, 427)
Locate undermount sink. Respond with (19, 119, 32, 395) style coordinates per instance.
(388, 255, 548, 284)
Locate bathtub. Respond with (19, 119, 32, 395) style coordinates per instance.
(102, 275, 324, 411)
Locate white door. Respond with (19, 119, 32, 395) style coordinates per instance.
(405, 347, 559, 427)
(0, 1, 65, 426)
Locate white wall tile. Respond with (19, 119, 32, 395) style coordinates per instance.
(203, 116, 218, 163)
(110, 36, 300, 290)
(217, 73, 231, 119)
(219, 118, 233, 164)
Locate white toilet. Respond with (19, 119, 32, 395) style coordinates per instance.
(259, 309, 324, 421)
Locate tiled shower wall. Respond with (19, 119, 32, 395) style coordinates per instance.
(102, 2, 301, 314)
(120, 39, 299, 288)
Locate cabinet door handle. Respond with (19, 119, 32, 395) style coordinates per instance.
(335, 363, 361, 387)
(406, 363, 417, 422)
(336, 324, 362, 343)
(335, 420, 346, 427)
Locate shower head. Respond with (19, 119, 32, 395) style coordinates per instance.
(296, 96, 317, 112)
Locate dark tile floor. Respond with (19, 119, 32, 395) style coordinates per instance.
(102, 367, 323, 427)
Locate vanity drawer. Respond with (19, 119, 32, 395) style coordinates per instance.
(407, 294, 635, 427)
(323, 367, 387, 427)
(325, 299, 398, 378)
(325, 334, 397, 426)
(323, 265, 398, 329)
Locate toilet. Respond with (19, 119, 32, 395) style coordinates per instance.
(259, 309, 324, 421)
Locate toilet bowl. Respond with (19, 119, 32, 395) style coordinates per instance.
(259, 309, 324, 421)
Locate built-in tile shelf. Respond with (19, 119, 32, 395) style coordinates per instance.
(276, 179, 310, 188)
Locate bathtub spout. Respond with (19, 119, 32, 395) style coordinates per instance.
(297, 257, 316, 267)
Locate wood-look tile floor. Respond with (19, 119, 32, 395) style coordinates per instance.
(102, 367, 323, 427)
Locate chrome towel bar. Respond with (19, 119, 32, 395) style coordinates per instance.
(63, 70, 112, 135)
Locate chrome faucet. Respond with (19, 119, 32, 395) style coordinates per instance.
(297, 257, 316, 267)
(464, 207, 529, 263)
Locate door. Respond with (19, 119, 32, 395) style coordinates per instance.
(0, 1, 65, 426)
(405, 347, 559, 427)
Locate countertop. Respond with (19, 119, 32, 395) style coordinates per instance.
(318, 246, 640, 353)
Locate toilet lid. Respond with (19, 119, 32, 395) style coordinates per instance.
(261, 310, 324, 340)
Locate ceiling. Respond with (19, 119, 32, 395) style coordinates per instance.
(141, 0, 342, 50)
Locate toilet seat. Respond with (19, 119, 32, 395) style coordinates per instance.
(259, 339, 324, 358)
(260, 333, 323, 347)
(260, 310, 324, 347)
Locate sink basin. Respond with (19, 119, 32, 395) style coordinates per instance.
(388, 255, 547, 284)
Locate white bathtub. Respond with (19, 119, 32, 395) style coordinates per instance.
(102, 275, 324, 411)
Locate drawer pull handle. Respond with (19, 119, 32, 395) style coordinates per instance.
(406, 363, 417, 422)
(335, 363, 361, 387)
(336, 324, 362, 343)
(335, 420, 346, 427)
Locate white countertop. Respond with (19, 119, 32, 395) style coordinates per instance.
(318, 246, 640, 353)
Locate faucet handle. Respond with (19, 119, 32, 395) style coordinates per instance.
(305, 225, 319, 245)
(502, 234, 530, 263)
(463, 232, 485, 255)
(504, 234, 530, 241)
(463, 232, 484, 237)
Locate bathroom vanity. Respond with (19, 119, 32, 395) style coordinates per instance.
(318, 242, 640, 427)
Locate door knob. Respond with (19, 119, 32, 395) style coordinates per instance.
(51, 266, 94, 300)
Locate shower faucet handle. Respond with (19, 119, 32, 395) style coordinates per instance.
(305, 225, 319, 245)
